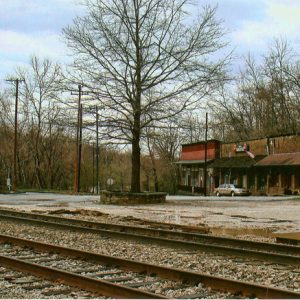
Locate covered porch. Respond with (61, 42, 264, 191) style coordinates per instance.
(209, 155, 265, 195)
(176, 160, 214, 194)
(254, 153, 300, 195)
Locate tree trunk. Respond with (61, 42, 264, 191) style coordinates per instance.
(131, 123, 141, 192)
(131, 2, 142, 193)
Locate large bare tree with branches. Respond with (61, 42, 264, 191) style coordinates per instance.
(63, 0, 228, 192)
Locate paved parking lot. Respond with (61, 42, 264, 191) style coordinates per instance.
(0, 192, 296, 204)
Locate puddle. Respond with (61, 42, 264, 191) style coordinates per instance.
(24, 199, 55, 202)
(230, 214, 254, 219)
(269, 219, 293, 223)
(37, 203, 69, 207)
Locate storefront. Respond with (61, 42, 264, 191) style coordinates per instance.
(177, 160, 213, 193)
(254, 153, 300, 195)
(176, 140, 220, 194)
(208, 155, 265, 194)
(177, 134, 300, 196)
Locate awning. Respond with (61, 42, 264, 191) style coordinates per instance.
(255, 152, 300, 166)
(209, 155, 266, 169)
(175, 159, 213, 165)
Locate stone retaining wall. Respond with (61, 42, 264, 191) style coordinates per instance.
(100, 190, 167, 205)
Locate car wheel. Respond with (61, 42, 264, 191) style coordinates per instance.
(216, 192, 220, 197)
(231, 191, 235, 197)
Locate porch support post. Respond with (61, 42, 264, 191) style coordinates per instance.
(266, 173, 270, 195)
(291, 173, 296, 190)
(254, 174, 258, 195)
(278, 173, 282, 188)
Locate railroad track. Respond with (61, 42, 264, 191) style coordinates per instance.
(0, 234, 299, 299)
(0, 266, 97, 299)
(0, 208, 299, 266)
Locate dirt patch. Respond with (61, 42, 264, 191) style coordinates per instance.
(47, 208, 109, 217)
(210, 226, 275, 239)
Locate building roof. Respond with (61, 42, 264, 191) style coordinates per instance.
(209, 155, 266, 169)
(255, 152, 300, 166)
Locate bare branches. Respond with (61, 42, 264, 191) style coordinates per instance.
(209, 38, 300, 142)
(63, 0, 229, 191)
(63, 0, 228, 136)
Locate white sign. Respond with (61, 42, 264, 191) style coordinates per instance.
(6, 178, 11, 191)
(107, 178, 114, 186)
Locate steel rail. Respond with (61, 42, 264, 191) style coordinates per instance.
(0, 208, 298, 256)
(0, 234, 299, 299)
(0, 211, 299, 266)
(0, 209, 210, 236)
(0, 254, 164, 299)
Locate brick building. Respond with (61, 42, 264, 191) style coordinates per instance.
(177, 134, 300, 195)
(176, 140, 221, 194)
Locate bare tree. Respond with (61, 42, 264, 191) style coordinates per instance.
(142, 124, 181, 193)
(262, 39, 300, 133)
(63, 0, 228, 192)
(0, 90, 15, 189)
(177, 112, 207, 144)
(14, 56, 67, 188)
(209, 39, 300, 141)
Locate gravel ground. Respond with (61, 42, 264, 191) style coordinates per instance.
(0, 219, 299, 297)
(1, 193, 300, 234)
(0, 243, 233, 299)
(0, 194, 300, 298)
(0, 266, 101, 299)
(3, 199, 300, 243)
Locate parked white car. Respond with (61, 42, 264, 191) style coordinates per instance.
(214, 184, 250, 197)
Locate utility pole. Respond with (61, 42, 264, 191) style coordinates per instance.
(96, 106, 99, 194)
(92, 143, 95, 194)
(71, 85, 89, 193)
(6, 78, 25, 192)
(78, 104, 83, 192)
(204, 112, 208, 196)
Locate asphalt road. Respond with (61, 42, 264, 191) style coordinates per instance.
(0, 192, 297, 206)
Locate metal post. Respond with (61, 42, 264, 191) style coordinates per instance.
(204, 112, 208, 196)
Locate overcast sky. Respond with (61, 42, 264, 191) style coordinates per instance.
(0, 0, 300, 81)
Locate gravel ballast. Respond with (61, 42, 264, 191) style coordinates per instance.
(0, 219, 299, 298)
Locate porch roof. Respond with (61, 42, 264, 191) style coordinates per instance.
(176, 159, 214, 165)
(209, 155, 265, 169)
(255, 152, 300, 166)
